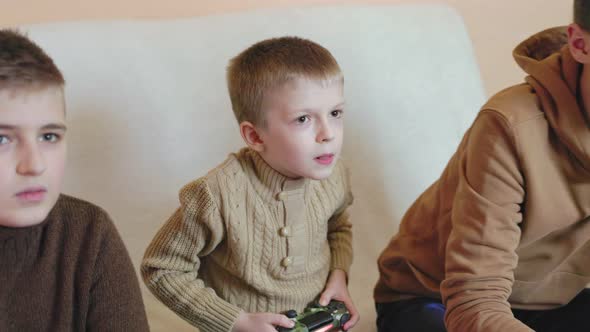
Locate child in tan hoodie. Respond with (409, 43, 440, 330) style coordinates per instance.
(375, 1, 590, 331)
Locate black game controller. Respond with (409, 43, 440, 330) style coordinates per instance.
(276, 300, 350, 332)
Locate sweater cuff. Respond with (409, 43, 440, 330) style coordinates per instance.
(201, 297, 243, 332)
(330, 247, 353, 275)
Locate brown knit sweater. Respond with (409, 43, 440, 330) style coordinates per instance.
(141, 148, 353, 332)
(0, 194, 149, 331)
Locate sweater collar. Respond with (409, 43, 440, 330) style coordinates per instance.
(243, 148, 308, 202)
(0, 211, 50, 240)
(0, 212, 49, 264)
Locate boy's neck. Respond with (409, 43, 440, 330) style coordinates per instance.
(249, 149, 306, 196)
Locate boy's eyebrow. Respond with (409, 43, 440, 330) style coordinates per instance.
(291, 102, 347, 113)
(42, 123, 67, 131)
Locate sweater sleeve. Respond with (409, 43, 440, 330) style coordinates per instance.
(441, 111, 531, 332)
(327, 162, 354, 274)
(141, 178, 242, 332)
(86, 211, 150, 332)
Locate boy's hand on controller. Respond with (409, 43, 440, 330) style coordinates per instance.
(319, 269, 359, 331)
(233, 312, 295, 332)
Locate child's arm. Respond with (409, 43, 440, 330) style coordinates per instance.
(327, 207, 353, 274)
(320, 162, 358, 330)
(87, 211, 150, 332)
(327, 162, 353, 275)
(141, 179, 242, 332)
(441, 112, 530, 331)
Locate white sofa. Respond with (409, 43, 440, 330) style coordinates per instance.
(24, 4, 485, 331)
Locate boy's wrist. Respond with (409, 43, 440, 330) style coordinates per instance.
(329, 255, 352, 276)
(329, 268, 349, 284)
(329, 244, 353, 274)
(204, 298, 243, 332)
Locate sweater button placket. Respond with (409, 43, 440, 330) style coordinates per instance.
(279, 178, 307, 274)
(279, 226, 291, 237)
(281, 256, 293, 267)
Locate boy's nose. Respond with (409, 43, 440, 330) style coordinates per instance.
(16, 142, 46, 176)
(316, 121, 335, 143)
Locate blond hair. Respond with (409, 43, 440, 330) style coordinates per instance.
(227, 36, 341, 126)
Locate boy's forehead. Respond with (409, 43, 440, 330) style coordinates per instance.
(260, 76, 344, 120)
(271, 76, 343, 100)
(0, 83, 64, 100)
(0, 85, 66, 124)
(265, 75, 341, 94)
(282, 73, 343, 88)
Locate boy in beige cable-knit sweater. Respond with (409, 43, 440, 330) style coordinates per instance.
(141, 36, 358, 332)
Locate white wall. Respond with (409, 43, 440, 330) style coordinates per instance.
(2, 0, 572, 95)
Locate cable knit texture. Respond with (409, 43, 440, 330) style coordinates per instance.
(141, 148, 353, 332)
(0, 194, 149, 331)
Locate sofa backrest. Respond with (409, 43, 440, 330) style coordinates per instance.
(24, 4, 485, 330)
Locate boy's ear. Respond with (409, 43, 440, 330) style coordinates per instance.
(239, 121, 265, 152)
(568, 23, 590, 64)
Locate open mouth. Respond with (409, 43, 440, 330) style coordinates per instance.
(315, 154, 335, 165)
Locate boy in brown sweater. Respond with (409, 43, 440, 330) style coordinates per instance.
(375, 1, 590, 331)
(0, 30, 149, 331)
(141, 37, 358, 332)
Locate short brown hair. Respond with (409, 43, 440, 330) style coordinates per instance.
(575, 0, 590, 31)
(0, 29, 64, 90)
(227, 36, 342, 126)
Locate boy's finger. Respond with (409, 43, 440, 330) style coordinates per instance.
(267, 313, 295, 328)
(319, 291, 332, 306)
(343, 305, 360, 330)
(340, 298, 359, 330)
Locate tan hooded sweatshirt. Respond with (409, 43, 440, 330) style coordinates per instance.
(375, 27, 590, 332)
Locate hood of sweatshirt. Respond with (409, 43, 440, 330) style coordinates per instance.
(514, 26, 590, 171)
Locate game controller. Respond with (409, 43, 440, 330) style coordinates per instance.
(276, 300, 350, 332)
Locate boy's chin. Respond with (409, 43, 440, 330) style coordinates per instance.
(280, 165, 336, 181)
(0, 206, 54, 228)
(303, 169, 335, 181)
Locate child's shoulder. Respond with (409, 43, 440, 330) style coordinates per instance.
(54, 194, 110, 219)
(179, 148, 253, 201)
(206, 148, 251, 182)
(49, 194, 117, 235)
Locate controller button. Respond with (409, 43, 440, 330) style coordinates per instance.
(285, 310, 297, 318)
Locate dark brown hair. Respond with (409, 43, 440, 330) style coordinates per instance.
(0, 29, 64, 90)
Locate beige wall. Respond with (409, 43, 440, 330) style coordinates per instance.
(4, 0, 571, 95)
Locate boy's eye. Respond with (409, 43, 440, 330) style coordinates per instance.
(40, 133, 60, 142)
(296, 116, 310, 124)
(331, 110, 343, 118)
(0, 135, 9, 145)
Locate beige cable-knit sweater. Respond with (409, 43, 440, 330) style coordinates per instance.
(141, 148, 353, 332)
